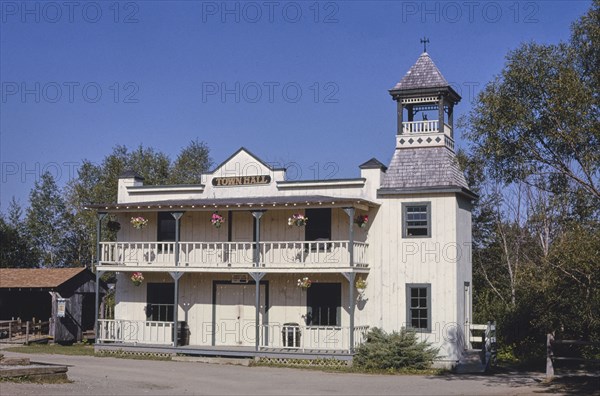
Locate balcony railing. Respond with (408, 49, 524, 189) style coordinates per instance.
(402, 120, 452, 134)
(99, 240, 369, 269)
(260, 324, 369, 350)
(97, 319, 369, 351)
(97, 319, 173, 345)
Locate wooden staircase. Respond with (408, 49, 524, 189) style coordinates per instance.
(456, 321, 497, 374)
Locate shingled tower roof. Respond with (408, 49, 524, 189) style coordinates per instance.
(391, 52, 449, 91)
(379, 147, 470, 193)
(380, 51, 474, 198)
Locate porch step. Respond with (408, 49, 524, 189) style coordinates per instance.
(172, 356, 251, 366)
(455, 349, 485, 374)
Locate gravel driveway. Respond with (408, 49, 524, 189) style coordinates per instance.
(0, 351, 552, 395)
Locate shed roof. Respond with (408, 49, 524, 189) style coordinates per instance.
(87, 195, 379, 212)
(0, 268, 88, 289)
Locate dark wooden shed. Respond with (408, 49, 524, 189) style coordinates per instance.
(0, 268, 107, 343)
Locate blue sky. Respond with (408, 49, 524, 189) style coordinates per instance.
(0, 0, 592, 210)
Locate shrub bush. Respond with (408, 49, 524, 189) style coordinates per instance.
(354, 327, 438, 370)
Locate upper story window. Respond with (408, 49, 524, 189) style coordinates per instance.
(305, 208, 332, 241)
(402, 202, 431, 238)
(157, 212, 176, 241)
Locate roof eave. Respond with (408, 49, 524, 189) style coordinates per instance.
(377, 186, 478, 200)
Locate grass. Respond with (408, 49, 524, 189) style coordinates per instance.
(0, 374, 72, 384)
(4, 343, 171, 361)
(4, 343, 95, 356)
(97, 351, 172, 361)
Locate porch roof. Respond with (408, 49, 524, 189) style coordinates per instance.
(86, 195, 379, 212)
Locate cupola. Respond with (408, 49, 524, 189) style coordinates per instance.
(389, 52, 461, 152)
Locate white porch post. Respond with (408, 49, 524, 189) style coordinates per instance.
(169, 212, 185, 347)
(343, 207, 356, 352)
(94, 270, 104, 343)
(251, 210, 265, 266)
(343, 207, 355, 268)
(343, 272, 356, 352)
(95, 212, 107, 267)
(251, 210, 266, 352)
(169, 271, 183, 347)
(94, 212, 106, 344)
(249, 272, 265, 351)
(171, 212, 184, 267)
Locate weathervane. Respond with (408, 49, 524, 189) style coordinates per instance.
(420, 37, 430, 52)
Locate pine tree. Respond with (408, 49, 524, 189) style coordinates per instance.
(25, 172, 70, 267)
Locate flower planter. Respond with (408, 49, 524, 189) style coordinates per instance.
(130, 217, 148, 230)
(131, 272, 144, 286)
(211, 212, 224, 229)
(297, 277, 312, 289)
(288, 214, 308, 227)
(355, 215, 369, 228)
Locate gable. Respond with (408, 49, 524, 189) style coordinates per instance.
(209, 147, 279, 178)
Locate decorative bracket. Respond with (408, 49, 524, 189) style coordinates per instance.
(169, 271, 183, 281)
(248, 272, 265, 282)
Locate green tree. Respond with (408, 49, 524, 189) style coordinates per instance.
(0, 198, 36, 267)
(25, 172, 70, 267)
(461, 1, 600, 360)
(169, 139, 212, 184)
(464, 2, 599, 200)
(65, 141, 212, 266)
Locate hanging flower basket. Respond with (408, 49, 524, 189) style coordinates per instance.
(355, 276, 367, 292)
(107, 220, 121, 232)
(130, 216, 148, 230)
(211, 212, 224, 228)
(355, 214, 369, 228)
(297, 277, 312, 289)
(131, 272, 144, 286)
(288, 214, 308, 227)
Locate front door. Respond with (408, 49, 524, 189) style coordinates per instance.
(214, 283, 266, 346)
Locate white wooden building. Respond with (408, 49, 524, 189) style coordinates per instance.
(91, 52, 479, 366)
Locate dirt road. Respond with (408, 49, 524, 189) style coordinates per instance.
(0, 351, 550, 395)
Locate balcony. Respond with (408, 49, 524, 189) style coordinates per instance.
(99, 240, 369, 270)
(402, 120, 452, 134)
(397, 120, 455, 151)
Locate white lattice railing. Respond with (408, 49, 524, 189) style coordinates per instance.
(97, 319, 173, 345)
(101, 242, 175, 265)
(260, 324, 369, 350)
(100, 241, 369, 268)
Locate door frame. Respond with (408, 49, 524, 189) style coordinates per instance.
(211, 280, 269, 346)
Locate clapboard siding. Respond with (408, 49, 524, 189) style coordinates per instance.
(366, 193, 464, 360)
(116, 208, 365, 244)
(114, 271, 367, 347)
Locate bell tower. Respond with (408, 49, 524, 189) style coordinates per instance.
(388, 51, 461, 152)
(379, 50, 470, 194)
